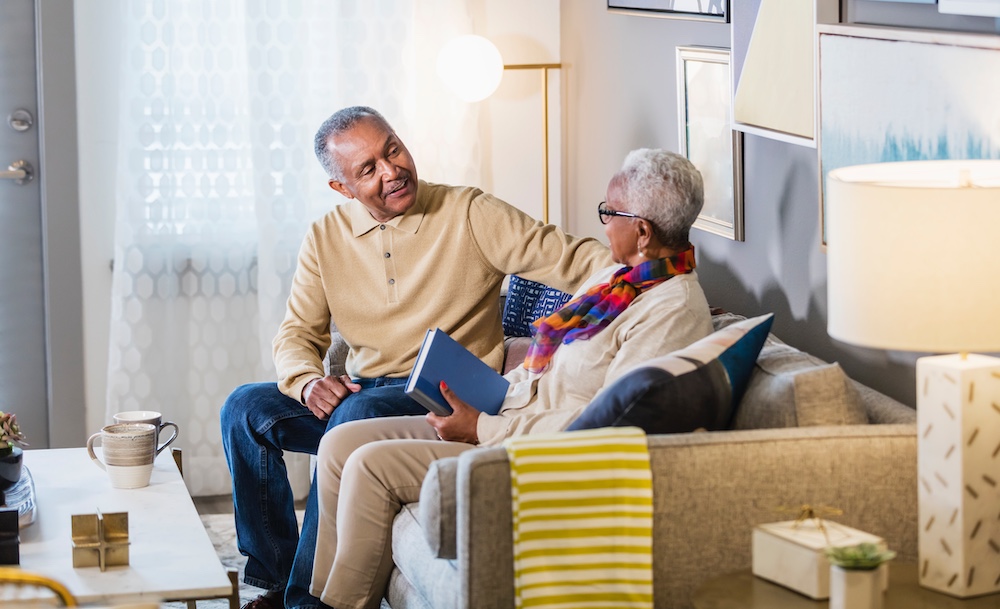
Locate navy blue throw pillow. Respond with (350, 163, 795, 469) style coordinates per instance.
(567, 313, 774, 434)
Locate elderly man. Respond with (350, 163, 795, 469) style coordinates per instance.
(220, 106, 610, 609)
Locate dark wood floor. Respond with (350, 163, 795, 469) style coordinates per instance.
(193, 494, 237, 515)
(192, 494, 308, 515)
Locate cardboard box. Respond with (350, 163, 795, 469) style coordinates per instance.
(752, 519, 888, 599)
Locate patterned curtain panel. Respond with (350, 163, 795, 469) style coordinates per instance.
(107, 0, 481, 496)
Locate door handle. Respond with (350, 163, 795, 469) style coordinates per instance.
(0, 160, 33, 185)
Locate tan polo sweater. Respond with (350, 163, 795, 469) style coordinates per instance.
(477, 267, 713, 446)
(273, 180, 611, 402)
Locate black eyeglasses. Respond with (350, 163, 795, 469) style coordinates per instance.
(598, 201, 643, 225)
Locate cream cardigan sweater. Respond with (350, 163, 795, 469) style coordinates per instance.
(477, 267, 713, 446)
(273, 180, 611, 402)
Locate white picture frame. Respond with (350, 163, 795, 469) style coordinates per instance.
(730, 0, 839, 147)
(608, 0, 729, 22)
(817, 24, 1000, 246)
(939, 0, 1000, 16)
(676, 46, 744, 242)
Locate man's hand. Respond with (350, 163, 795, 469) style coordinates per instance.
(426, 381, 480, 444)
(303, 375, 361, 420)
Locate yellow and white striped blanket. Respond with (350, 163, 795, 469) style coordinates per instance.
(503, 427, 653, 609)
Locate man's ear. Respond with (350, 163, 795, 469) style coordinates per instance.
(328, 179, 354, 199)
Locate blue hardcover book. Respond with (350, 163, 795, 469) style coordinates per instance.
(404, 328, 510, 416)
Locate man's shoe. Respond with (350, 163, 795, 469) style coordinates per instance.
(241, 591, 284, 609)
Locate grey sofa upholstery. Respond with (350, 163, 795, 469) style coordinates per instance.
(328, 312, 918, 609)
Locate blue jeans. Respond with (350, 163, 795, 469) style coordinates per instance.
(220, 379, 426, 609)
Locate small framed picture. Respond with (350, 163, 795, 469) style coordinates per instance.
(609, 0, 729, 22)
(676, 46, 744, 241)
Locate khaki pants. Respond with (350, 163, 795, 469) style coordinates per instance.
(310, 415, 476, 609)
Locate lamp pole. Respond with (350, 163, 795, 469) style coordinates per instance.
(503, 63, 561, 225)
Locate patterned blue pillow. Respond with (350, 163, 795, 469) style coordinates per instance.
(567, 313, 774, 433)
(502, 276, 573, 338)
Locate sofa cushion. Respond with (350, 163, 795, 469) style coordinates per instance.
(501, 276, 573, 338)
(392, 502, 458, 609)
(730, 343, 868, 429)
(566, 313, 774, 433)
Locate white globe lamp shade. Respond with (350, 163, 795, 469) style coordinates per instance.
(436, 35, 504, 103)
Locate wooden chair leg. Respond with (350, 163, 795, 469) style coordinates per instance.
(172, 447, 184, 477)
(227, 568, 240, 609)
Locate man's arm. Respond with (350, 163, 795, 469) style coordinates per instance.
(467, 192, 612, 294)
(272, 229, 335, 403)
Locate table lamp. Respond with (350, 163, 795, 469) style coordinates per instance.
(436, 35, 561, 224)
(825, 159, 1000, 598)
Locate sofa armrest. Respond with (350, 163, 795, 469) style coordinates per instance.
(454, 446, 516, 609)
(448, 424, 917, 609)
(419, 456, 460, 559)
(502, 337, 530, 375)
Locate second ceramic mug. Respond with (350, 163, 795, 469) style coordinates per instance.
(113, 410, 179, 455)
(86, 423, 157, 489)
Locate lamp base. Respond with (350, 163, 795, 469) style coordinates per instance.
(917, 353, 1000, 598)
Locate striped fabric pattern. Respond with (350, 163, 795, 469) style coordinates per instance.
(523, 247, 696, 374)
(503, 427, 654, 609)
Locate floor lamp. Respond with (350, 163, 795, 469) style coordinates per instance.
(825, 159, 1000, 599)
(437, 35, 561, 224)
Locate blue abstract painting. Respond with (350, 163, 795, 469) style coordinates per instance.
(818, 29, 1000, 244)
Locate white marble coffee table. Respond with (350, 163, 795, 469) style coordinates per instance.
(3, 447, 236, 606)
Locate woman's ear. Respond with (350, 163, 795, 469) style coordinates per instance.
(636, 219, 653, 251)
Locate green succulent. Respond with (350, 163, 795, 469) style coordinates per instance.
(824, 542, 896, 570)
(0, 411, 27, 455)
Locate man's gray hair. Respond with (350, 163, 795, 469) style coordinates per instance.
(314, 106, 392, 181)
(617, 149, 704, 249)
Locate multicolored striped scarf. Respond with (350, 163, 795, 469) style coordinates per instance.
(523, 246, 696, 374)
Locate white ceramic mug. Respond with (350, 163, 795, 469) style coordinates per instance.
(113, 410, 178, 456)
(86, 423, 157, 489)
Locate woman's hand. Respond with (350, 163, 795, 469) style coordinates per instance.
(426, 381, 480, 444)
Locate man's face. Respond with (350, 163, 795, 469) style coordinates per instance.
(326, 116, 419, 222)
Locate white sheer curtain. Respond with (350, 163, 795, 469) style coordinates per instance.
(106, 0, 482, 497)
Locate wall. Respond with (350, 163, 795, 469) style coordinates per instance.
(74, 0, 119, 438)
(37, 0, 86, 447)
(560, 1, 998, 407)
(471, 1, 563, 225)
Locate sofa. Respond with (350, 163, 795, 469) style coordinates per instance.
(328, 283, 918, 609)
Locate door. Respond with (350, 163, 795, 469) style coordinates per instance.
(0, 0, 49, 444)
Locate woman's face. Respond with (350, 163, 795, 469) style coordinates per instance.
(603, 181, 640, 266)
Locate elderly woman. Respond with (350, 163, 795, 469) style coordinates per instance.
(310, 149, 713, 609)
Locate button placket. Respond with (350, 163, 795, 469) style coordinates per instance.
(381, 226, 399, 303)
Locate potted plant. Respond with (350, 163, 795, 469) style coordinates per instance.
(825, 543, 896, 609)
(0, 411, 27, 492)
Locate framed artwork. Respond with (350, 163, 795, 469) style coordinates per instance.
(608, 0, 729, 22)
(939, 0, 1000, 15)
(676, 46, 744, 242)
(817, 24, 1000, 246)
(731, 0, 839, 147)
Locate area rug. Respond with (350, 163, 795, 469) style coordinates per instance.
(164, 511, 302, 609)
(170, 511, 392, 609)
